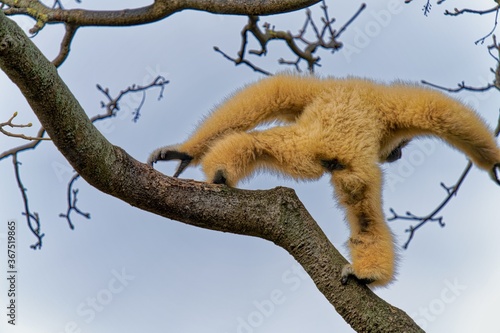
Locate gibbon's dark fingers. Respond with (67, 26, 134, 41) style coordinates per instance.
(491, 163, 500, 185)
(341, 265, 375, 285)
(384, 139, 411, 163)
(147, 146, 193, 177)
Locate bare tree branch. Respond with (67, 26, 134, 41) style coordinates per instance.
(1, 0, 321, 66)
(0, 127, 46, 161)
(12, 154, 45, 249)
(52, 23, 78, 67)
(421, 79, 497, 92)
(214, 1, 365, 73)
(444, 5, 499, 17)
(443, 4, 500, 44)
(94, 75, 169, 123)
(59, 174, 90, 230)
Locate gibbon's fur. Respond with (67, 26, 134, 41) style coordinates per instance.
(148, 74, 500, 286)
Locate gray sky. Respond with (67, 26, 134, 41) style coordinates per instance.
(1, 0, 499, 332)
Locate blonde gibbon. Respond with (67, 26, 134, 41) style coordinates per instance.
(148, 74, 500, 286)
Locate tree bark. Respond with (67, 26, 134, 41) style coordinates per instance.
(2, 0, 322, 27)
(0, 11, 424, 333)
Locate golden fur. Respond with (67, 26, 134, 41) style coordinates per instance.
(148, 74, 500, 286)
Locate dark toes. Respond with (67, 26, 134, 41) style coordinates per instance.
(212, 170, 227, 185)
(321, 158, 346, 172)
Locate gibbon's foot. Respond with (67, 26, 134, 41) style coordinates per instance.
(147, 146, 193, 178)
(384, 139, 410, 163)
(340, 264, 375, 286)
(321, 158, 346, 172)
(491, 163, 500, 185)
(212, 170, 228, 185)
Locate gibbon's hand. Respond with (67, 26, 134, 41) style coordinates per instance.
(147, 146, 193, 178)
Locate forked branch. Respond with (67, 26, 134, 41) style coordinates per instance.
(214, 1, 366, 73)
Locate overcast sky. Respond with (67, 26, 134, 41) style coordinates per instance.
(1, 0, 499, 332)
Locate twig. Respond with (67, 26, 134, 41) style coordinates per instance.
(389, 162, 472, 249)
(52, 24, 79, 67)
(335, 3, 366, 38)
(443, 5, 500, 45)
(0, 112, 51, 141)
(422, 0, 432, 16)
(13, 154, 45, 250)
(93, 75, 169, 122)
(213, 46, 272, 75)
(214, 1, 365, 74)
(421, 80, 497, 93)
(59, 174, 90, 229)
(444, 6, 499, 17)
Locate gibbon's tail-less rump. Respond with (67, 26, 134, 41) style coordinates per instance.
(148, 74, 500, 286)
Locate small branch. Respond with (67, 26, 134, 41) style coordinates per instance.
(52, 24, 78, 67)
(421, 80, 497, 93)
(214, 1, 365, 73)
(132, 91, 147, 123)
(443, 5, 500, 44)
(334, 3, 366, 38)
(444, 6, 499, 17)
(0, 127, 47, 161)
(422, 0, 432, 16)
(12, 154, 45, 250)
(475, 7, 500, 45)
(93, 75, 169, 122)
(0, 112, 51, 141)
(213, 46, 272, 75)
(59, 174, 90, 229)
(388, 162, 472, 249)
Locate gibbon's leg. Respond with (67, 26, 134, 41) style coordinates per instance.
(147, 75, 323, 176)
(331, 162, 395, 286)
(200, 127, 326, 186)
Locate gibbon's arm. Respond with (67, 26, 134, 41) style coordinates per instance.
(148, 75, 500, 286)
(147, 75, 324, 175)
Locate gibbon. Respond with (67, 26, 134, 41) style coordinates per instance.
(148, 74, 500, 286)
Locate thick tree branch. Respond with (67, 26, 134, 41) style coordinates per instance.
(2, 0, 321, 28)
(0, 11, 423, 332)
